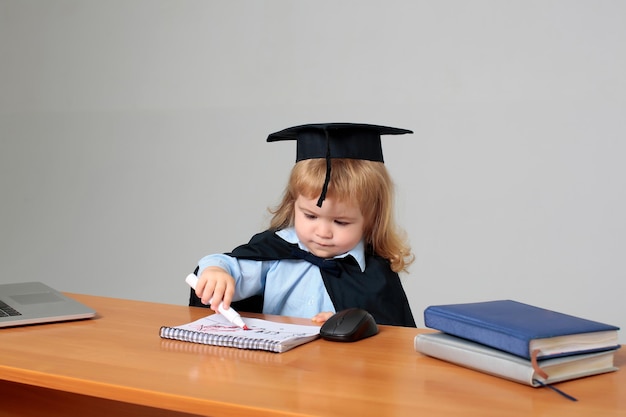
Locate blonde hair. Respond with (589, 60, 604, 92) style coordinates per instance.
(269, 158, 414, 273)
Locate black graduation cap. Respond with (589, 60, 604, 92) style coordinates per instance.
(267, 123, 413, 206)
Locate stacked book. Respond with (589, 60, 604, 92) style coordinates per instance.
(415, 300, 621, 391)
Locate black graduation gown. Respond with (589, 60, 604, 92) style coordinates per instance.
(189, 230, 416, 327)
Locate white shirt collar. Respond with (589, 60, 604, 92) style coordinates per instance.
(276, 227, 366, 272)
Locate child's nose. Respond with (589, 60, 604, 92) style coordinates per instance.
(316, 222, 333, 238)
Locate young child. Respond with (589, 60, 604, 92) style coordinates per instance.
(190, 123, 416, 327)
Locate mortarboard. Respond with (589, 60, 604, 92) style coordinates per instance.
(267, 123, 413, 206)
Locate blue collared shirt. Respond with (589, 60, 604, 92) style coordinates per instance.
(197, 228, 366, 319)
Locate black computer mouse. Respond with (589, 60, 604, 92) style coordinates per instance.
(319, 308, 379, 342)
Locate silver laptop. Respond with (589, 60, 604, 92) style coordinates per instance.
(0, 281, 96, 328)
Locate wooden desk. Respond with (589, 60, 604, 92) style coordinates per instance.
(0, 294, 624, 417)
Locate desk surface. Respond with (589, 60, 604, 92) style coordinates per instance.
(0, 294, 624, 417)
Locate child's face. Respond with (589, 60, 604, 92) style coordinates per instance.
(293, 194, 365, 259)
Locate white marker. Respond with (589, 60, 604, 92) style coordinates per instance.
(185, 273, 249, 330)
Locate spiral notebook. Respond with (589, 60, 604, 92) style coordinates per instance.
(159, 314, 321, 353)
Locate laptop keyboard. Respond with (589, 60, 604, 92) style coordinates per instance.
(0, 300, 22, 317)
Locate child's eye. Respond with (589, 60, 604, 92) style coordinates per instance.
(304, 213, 317, 220)
(335, 220, 350, 226)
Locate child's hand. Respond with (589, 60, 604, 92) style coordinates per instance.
(196, 266, 236, 313)
(311, 312, 334, 324)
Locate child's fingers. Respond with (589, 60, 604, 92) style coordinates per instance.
(311, 311, 334, 323)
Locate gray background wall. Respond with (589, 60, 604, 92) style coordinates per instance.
(1, 1, 624, 340)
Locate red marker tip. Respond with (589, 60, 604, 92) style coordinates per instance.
(243, 325, 250, 330)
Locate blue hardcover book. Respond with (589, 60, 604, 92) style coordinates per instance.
(424, 300, 620, 360)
